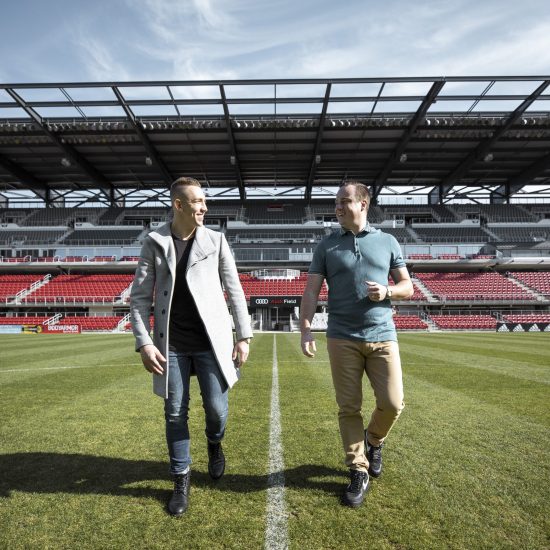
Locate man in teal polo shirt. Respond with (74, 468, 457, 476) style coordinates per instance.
(300, 181, 413, 508)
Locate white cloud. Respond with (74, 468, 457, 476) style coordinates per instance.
(75, 35, 132, 81)
(443, 21, 550, 76)
(3, 0, 549, 84)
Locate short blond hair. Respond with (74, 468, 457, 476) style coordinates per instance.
(170, 177, 202, 202)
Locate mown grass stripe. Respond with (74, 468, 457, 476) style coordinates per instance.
(265, 334, 288, 550)
(0, 364, 135, 373)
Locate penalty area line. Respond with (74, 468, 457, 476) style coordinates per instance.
(265, 334, 288, 550)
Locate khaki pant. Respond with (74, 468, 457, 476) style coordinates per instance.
(327, 338, 405, 473)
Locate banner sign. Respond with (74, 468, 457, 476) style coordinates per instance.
(42, 324, 81, 334)
(496, 322, 550, 332)
(250, 296, 301, 307)
(0, 324, 81, 334)
(0, 325, 23, 334)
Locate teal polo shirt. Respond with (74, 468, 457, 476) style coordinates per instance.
(309, 224, 406, 342)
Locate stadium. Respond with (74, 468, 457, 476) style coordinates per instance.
(1, 77, 550, 333)
(1, 77, 549, 549)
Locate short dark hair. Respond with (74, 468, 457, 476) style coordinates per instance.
(340, 181, 371, 207)
(170, 177, 202, 202)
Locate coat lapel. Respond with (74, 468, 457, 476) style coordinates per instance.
(188, 226, 217, 269)
(148, 223, 176, 278)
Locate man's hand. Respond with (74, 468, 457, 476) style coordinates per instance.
(366, 281, 387, 302)
(301, 331, 317, 358)
(232, 339, 250, 367)
(139, 344, 166, 375)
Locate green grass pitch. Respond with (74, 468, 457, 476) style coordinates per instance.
(0, 332, 549, 549)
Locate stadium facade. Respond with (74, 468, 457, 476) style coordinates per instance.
(1, 77, 549, 332)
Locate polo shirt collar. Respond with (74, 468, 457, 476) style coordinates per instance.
(339, 222, 374, 236)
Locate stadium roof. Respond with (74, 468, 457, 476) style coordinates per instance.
(1, 76, 550, 206)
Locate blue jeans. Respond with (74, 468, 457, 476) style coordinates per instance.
(165, 350, 229, 475)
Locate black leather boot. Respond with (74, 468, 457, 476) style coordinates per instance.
(168, 470, 190, 516)
(207, 441, 225, 480)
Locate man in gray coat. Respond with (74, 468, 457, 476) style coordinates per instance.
(130, 177, 252, 516)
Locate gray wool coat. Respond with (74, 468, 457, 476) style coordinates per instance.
(130, 223, 253, 398)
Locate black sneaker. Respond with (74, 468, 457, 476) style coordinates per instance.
(207, 441, 225, 480)
(168, 470, 190, 516)
(365, 431, 383, 478)
(342, 469, 369, 508)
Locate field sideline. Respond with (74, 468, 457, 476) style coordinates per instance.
(1, 332, 549, 549)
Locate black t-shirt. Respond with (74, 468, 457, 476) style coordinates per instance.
(168, 234, 212, 353)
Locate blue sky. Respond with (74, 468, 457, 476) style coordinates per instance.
(1, 0, 549, 83)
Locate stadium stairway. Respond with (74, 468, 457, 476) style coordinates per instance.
(405, 226, 421, 242)
(516, 204, 540, 221)
(45, 312, 63, 325)
(119, 283, 133, 304)
(116, 313, 131, 332)
(446, 204, 464, 221)
(54, 228, 73, 245)
(12, 274, 52, 305)
(481, 226, 500, 241)
(506, 274, 547, 302)
(411, 276, 438, 303)
(420, 312, 438, 331)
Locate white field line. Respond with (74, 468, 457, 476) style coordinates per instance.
(265, 335, 288, 550)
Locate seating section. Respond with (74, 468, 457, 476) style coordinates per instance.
(0, 315, 51, 325)
(488, 227, 549, 242)
(478, 204, 538, 223)
(437, 254, 463, 260)
(393, 315, 428, 329)
(117, 207, 169, 225)
(239, 273, 328, 300)
(0, 208, 31, 224)
(245, 204, 305, 224)
(0, 257, 33, 263)
(90, 256, 117, 262)
(413, 227, 492, 243)
(383, 205, 435, 220)
(510, 272, 550, 296)
(22, 274, 133, 303)
(431, 205, 458, 222)
(23, 207, 77, 226)
(62, 315, 123, 331)
(60, 229, 142, 245)
(430, 314, 497, 329)
(227, 227, 325, 243)
(0, 230, 66, 245)
(502, 313, 550, 323)
(96, 207, 126, 225)
(415, 272, 535, 301)
(407, 254, 433, 260)
(0, 274, 41, 300)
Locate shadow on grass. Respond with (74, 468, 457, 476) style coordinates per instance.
(0, 453, 346, 503)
